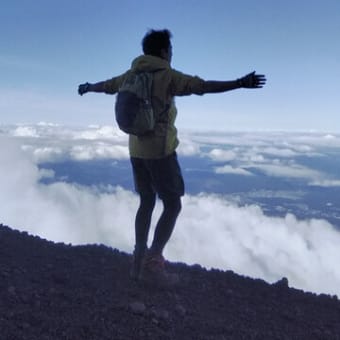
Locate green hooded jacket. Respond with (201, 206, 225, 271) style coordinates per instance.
(103, 55, 206, 159)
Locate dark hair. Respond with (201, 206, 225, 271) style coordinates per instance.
(142, 29, 172, 58)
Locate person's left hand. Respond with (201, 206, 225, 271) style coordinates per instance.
(238, 72, 266, 88)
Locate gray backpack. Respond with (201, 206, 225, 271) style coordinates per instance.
(115, 72, 155, 136)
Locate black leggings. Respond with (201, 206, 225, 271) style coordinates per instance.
(134, 193, 182, 255)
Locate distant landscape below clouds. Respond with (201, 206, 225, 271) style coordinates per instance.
(1, 123, 340, 297)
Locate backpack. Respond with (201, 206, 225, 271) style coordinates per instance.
(115, 71, 155, 136)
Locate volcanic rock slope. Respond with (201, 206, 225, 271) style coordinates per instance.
(1, 223, 340, 340)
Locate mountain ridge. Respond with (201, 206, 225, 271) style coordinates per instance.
(1, 223, 340, 339)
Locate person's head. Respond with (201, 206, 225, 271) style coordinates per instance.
(142, 29, 172, 62)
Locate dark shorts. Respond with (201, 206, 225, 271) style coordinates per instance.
(130, 152, 185, 199)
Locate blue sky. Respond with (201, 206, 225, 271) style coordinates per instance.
(1, 0, 340, 131)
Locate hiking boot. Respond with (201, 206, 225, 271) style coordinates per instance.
(142, 252, 180, 287)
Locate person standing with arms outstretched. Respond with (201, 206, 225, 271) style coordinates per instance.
(78, 29, 266, 284)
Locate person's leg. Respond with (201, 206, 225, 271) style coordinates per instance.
(142, 153, 184, 285)
(144, 195, 182, 286)
(135, 192, 156, 254)
(149, 195, 182, 255)
(130, 157, 155, 280)
(146, 152, 184, 257)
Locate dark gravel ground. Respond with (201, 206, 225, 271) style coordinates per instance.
(1, 223, 340, 340)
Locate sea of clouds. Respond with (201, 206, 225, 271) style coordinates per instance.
(1, 123, 340, 296)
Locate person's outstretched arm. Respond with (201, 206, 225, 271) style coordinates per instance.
(78, 71, 128, 96)
(78, 81, 106, 95)
(203, 71, 266, 94)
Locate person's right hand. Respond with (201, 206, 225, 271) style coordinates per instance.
(78, 83, 90, 96)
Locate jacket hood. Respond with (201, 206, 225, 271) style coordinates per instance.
(131, 55, 170, 73)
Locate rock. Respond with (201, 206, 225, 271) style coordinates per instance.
(129, 301, 146, 315)
(273, 277, 289, 288)
(175, 304, 186, 316)
(7, 286, 16, 295)
(151, 308, 170, 320)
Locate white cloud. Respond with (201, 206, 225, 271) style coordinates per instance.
(208, 148, 237, 162)
(32, 146, 64, 163)
(177, 137, 201, 156)
(249, 162, 322, 180)
(72, 125, 127, 141)
(247, 189, 304, 201)
(4, 124, 130, 163)
(70, 143, 129, 161)
(169, 194, 340, 296)
(215, 165, 253, 176)
(242, 151, 266, 163)
(0, 135, 136, 247)
(260, 146, 297, 157)
(2, 134, 340, 297)
(324, 134, 336, 140)
(190, 130, 340, 154)
(310, 179, 340, 188)
(12, 126, 39, 138)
